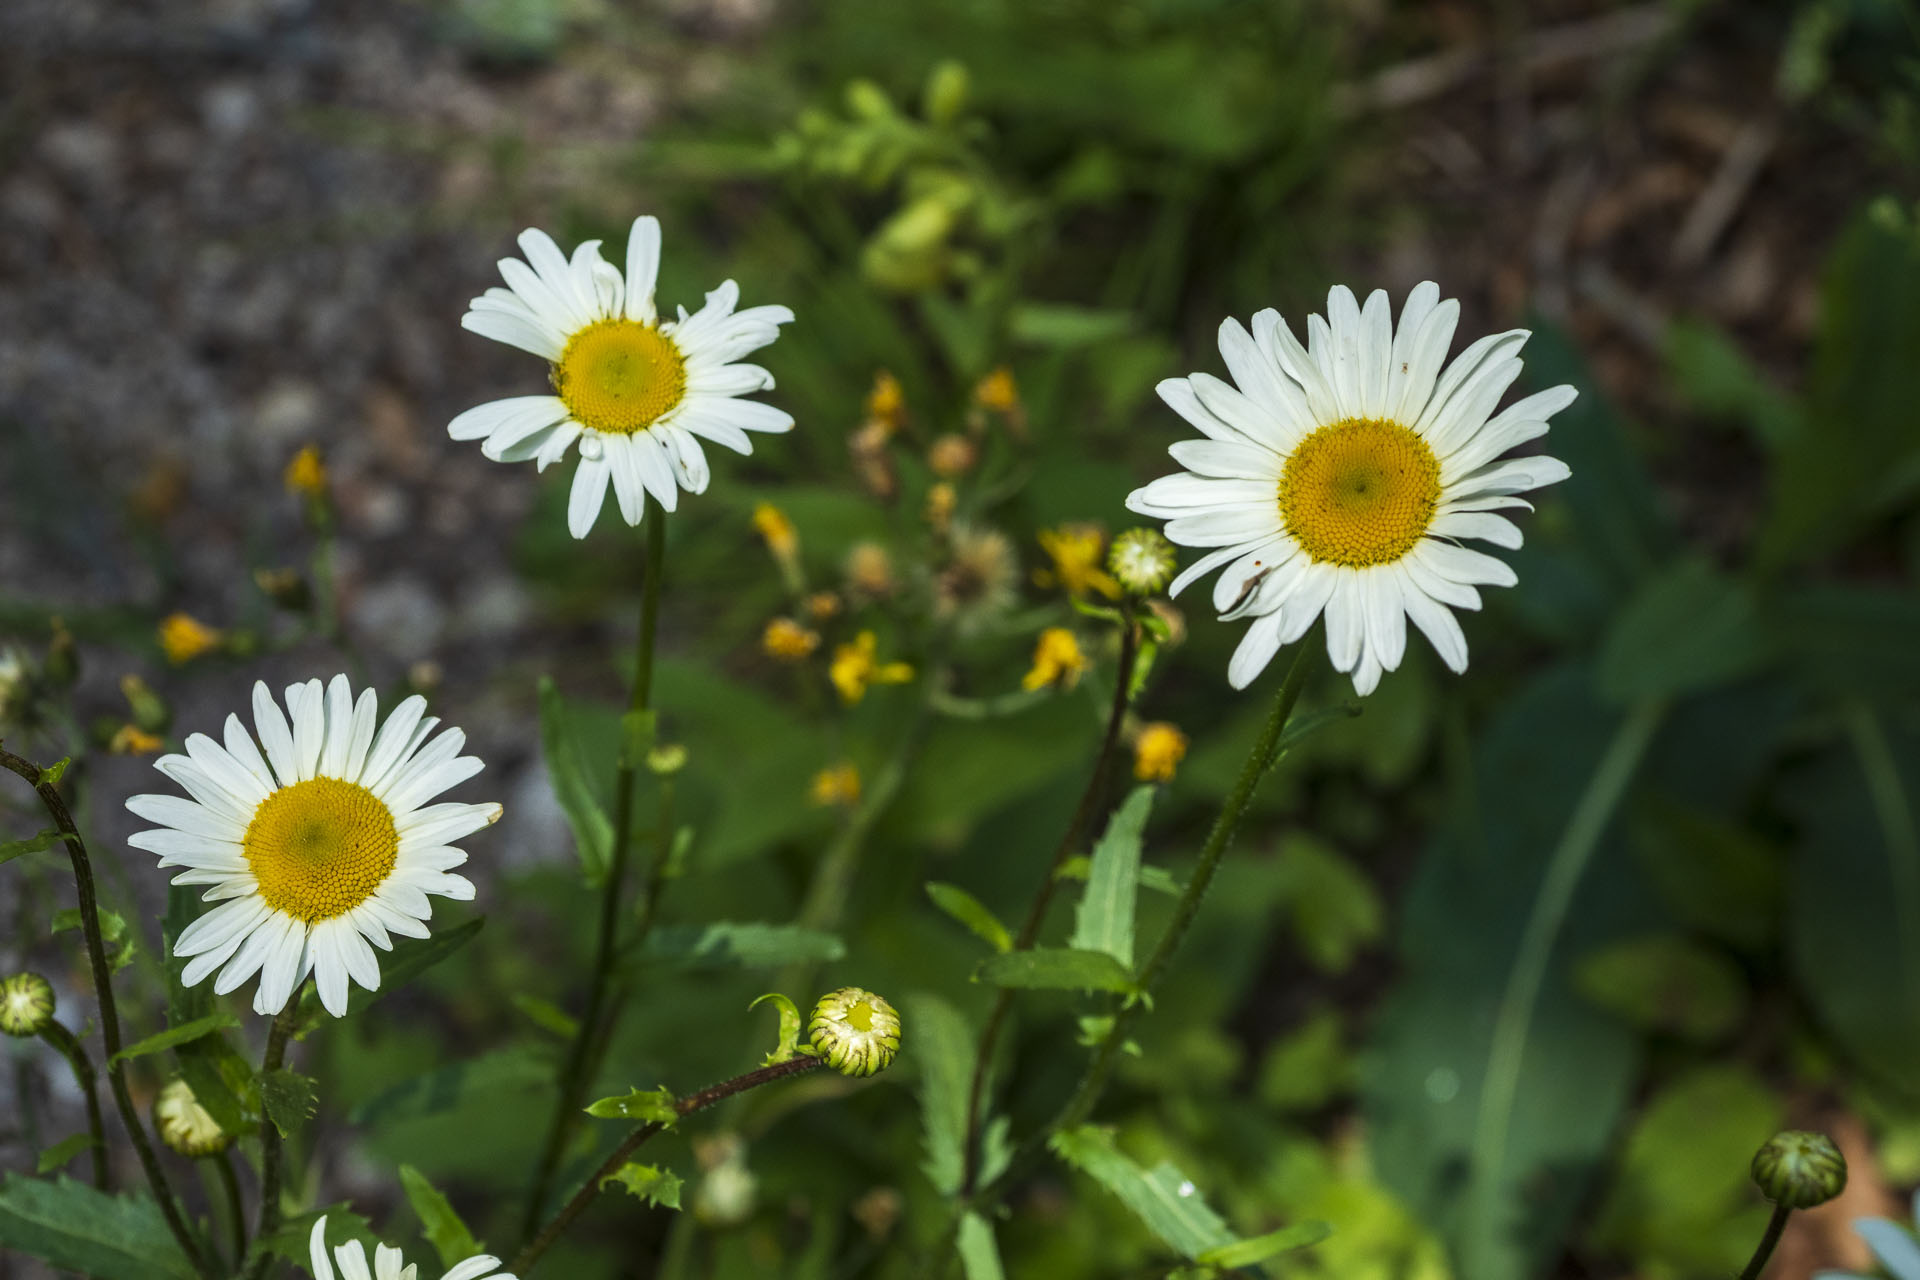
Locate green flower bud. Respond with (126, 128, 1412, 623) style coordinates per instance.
(0, 648, 30, 728)
(1108, 528, 1177, 596)
(154, 1079, 230, 1157)
(922, 61, 969, 126)
(808, 987, 900, 1077)
(1751, 1130, 1847, 1208)
(120, 674, 171, 735)
(0, 973, 55, 1038)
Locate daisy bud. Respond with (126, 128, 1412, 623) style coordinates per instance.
(0, 649, 30, 727)
(1108, 528, 1176, 596)
(120, 674, 171, 733)
(808, 987, 900, 1077)
(1751, 1130, 1846, 1208)
(0, 973, 54, 1038)
(154, 1079, 230, 1158)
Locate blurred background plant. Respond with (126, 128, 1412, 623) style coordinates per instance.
(4, 0, 1920, 1277)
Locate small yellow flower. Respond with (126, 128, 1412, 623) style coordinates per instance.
(763, 617, 821, 662)
(849, 421, 897, 499)
(928, 434, 976, 478)
(809, 762, 862, 808)
(974, 366, 1020, 414)
(865, 370, 906, 434)
(109, 725, 165, 756)
(831, 631, 914, 704)
(1133, 722, 1189, 783)
(283, 445, 328, 499)
(806, 591, 843, 621)
(1023, 628, 1089, 692)
(1036, 524, 1120, 600)
(158, 613, 223, 665)
(809, 987, 901, 1077)
(154, 1079, 229, 1158)
(753, 503, 799, 561)
(845, 543, 896, 599)
(925, 482, 957, 531)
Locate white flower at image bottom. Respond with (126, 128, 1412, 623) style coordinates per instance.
(127, 676, 501, 1018)
(1127, 282, 1574, 695)
(309, 1217, 513, 1280)
(453, 215, 795, 538)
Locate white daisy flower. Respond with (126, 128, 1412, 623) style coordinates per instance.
(308, 1216, 513, 1280)
(127, 676, 501, 1018)
(452, 215, 795, 539)
(1126, 283, 1573, 695)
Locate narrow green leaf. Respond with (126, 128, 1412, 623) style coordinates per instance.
(639, 922, 844, 971)
(260, 1069, 316, 1138)
(36, 1134, 95, 1175)
(356, 917, 483, 1014)
(926, 882, 1012, 953)
(1010, 302, 1135, 347)
(600, 1163, 681, 1209)
(1198, 1220, 1333, 1266)
(749, 993, 804, 1065)
(109, 1012, 240, 1066)
(907, 993, 970, 1195)
(585, 1085, 676, 1123)
(0, 1174, 196, 1279)
(539, 677, 615, 888)
(956, 1211, 1007, 1280)
(973, 947, 1135, 993)
(510, 994, 579, 1039)
(0, 829, 63, 865)
(39, 758, 70, 788)
(1049, 1126, 1235, 1259)
(1598, 559, 1773, 702)
(1070, 787, 1153, 968)
(399, 1164, 482, 1269)
(1053, 857, 1183, 896)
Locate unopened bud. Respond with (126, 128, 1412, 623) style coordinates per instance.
(1109, 528, 1177, 596)
(253, 567, 313, 613)
(0, 974, 54, 1037)
(120, 675, 171, 734)
(1751, 1130, 1847, 1208)
(808, 987, 900, 1077)
(154, 1079, 230, 1157)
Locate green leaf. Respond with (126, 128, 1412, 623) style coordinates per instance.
(600, 1162, 682, 1209)
(109, 1012, 241, 1066)
(906, 992, 1006, 1196)
(0, 1174, 196, 1279)
(973, 947, 1135, 993)
(1663, 318, 1801, 448)
(51, 906, 136, 973)
(510, 994, 579, 1039)
(1629, 801, 1782, 951)
(956, 1211, 1006, 1280)
(0, 829, 63, 865)
(1274, 834, 1383, 974)
(259, 1205, 377, 1269)
(1049, 1126, 1235, 1259)
(638, 922, 845, 971)
(926, 882, 1012, 953)
(1009, 301, 1135, 347)
(260, 1068, 316, 1138)
(399, 1164, 482, 1269)
(39, 758, 70, 788)
(1597, 559, 1773, 702)
(539, 677, 615, 888)
(1070, 787, 1153, 968)
(1198, 1220, 1333, 1266)
(749, 992, 804, 1065)
(585, 1085, 676, 1123)
(36, 1133, 95, 1174)
(354, 917, 483, 1015)
(1573, 934, 1747, 1042)
(1052, 857, 1183, 896)
(1257, 1008, 1351, 1113)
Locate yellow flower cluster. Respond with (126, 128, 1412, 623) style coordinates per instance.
(158, 613, 222, 665)
(830, 632, 914, 704)
(809, 762, 862, 808)
(1023, 628, 1088, 692)
(1036, 525, 1120, 601)
(763, 617, 821, 662)
(1133, 722, 1188, 783)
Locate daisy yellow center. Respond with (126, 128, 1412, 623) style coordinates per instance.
(242, 778, 398, 923)
(552, 319, 687, 435)
(1278, 417, 1440, 567)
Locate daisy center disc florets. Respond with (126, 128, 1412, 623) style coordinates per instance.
(242, 778, 398, 923)
(1278, 417, 1441, 567)
(552, 319, 687, 435)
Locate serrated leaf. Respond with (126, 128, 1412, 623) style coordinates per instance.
(0, 1173, 196, 1279)
(51, 906, 135, 973)
(907, 992, 1007, 1196)
(39, 758, 70, 788)
(36, 1133, 95, 1174)
(260, 1205, 377, 1268)
(399, 1164, 482, 1269)
(109, 1012, 241, 1066)
(1071, 787, 1153, 967)
(260, 1068, 316, 1138)
(638, 922, 844, 970)
(926, 882, 1012, 953)
(749, 992, 804, 1065)
(1049, 1126, 1235, 1260)
(585, 1085, 676, 1123)
(1053, 857, 1183, 896)
(1574, 934, 1747, 1042)
(0, 829, 64, 865)
(510, 994, 579, 1039)
(974, 947, 1135, 993)
(1198, 1220, 1333, 1266)
(539, 677, 615, 888)
(600, 1163, 681, 1209)
(956, 1211, 1006, 1280)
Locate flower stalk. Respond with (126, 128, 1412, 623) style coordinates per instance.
(242, 1005, 299, 1280)
(37, 1019, 108, 1190)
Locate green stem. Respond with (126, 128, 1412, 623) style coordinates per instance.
(38, 1019, 108, 1189)
(1738, 1203, 1792, 1280)
(242, 1007, 298, 1280)
(522, 499, 668, 1239)
(0, 749, 212, 1278)
(1462, 699, 1665, 1274)
(215, 1148, 248, 1267)
(959, 611, 1139, 1194)
(943, 642, 1317, 1260)
(510, 1055, 827, 1276)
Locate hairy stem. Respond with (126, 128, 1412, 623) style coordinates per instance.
(242, 1006, 298, 1280)
(216, 1148, 248, 1267)
(511, 1056, 827, 1276)
(38, 1019, 108, 1190)
(959, 612, 1139, 1194)
(0, 749, 211, 1278)
(522, 500, 668, 1238)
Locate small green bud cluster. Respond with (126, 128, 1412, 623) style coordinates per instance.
(1750, 1130, 1847, 1208)
(1108, 528, 1177, 596)
(0, 973, 54, 1038)
(808, 987, 901, 1078)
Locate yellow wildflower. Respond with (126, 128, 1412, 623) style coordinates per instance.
(1023, 627, 1089, 692)
(928, 434, 976, 478)
(158, 613, 223, 665)
(809, 762, 862, 808)
(866, 370, 906, 434)
(752, 503, 799, 561)
(845, 542, 896, 599)
(108, 724, 165, 756)
(974, 366, 1020, 414)
(925, 482, 957, 531)
(1133, 723, 1189, 783)
(762, 617, 821, 662)
(806, 591, 843, 621)
(283, 445, 327, 499)
(830, 631, 914, 704)
(1036, 524, 1120, 600)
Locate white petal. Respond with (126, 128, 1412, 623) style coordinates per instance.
(567, 239, 612, 320)
(175, 897, 271, 958)
(287, 679, 326, 783)
(657, 425, 711, 494)
(1349, 648, 1384, 696)
(1390, 297, 1460, 425)
(320, 676, 354, 778)
(1127, 473, 1275, 516)
(1404, 551, 1483, 610)
(1216, 318, 1303, 443)
(1164, 505, 1287, 547)
(1190, 372, 1292, 453)
(1364, 569, 1407, 673)
(459, 309, 562, 361)
(442, 1257, 505, 1280)
(1441, 419, 1551, 484)
(686, 362, 774, 396)
(372, 726, 465, 807)
(1168, 438, 1281, 480)
(1356, 289, 1394, 419)
(384, 751, 486, 816)
(1448, 454, 1572, 498)
(222, 714, 277, 792)
(1324, 286, 1364, 419)
(1431, 511, 1523, 549)
(603, 434, 650, 525)
(152, 756, 253, 828)
(629, 429, 681, 511)
(360, 695, 427, 797)
(311, 920, 350, 1018)
(125, 794, 245, 842)
(1323, 570, 1364, 672)
(1251, 309, 1337, 428)
(251, 681, 299, 788)
(310, 1220, 336, 1280)
(1416, 540, 1518, 588)
(129, 827, 244, 863)
(1277, 563, 1340, 645)
(516, 228, 595, 329)
(1399, 565, 1470, 672)
(1386, 282, 1440, 417)
(450, 396, 563, 444)
(344, 689, 380, 784)
(1227, 611, 1288, 690)
(182, 734, 271, 808)
(398, 802, 502, 846)
(1154, 378, 1247, 445)
(1167, 538, 1277, 599)
(623, 216, 662, 324)
(1211, 540, 1303, 614)
(1413, 329, 1528, 442)
(1424, 357, 1526, 459)
(567, 453, 612, 539)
